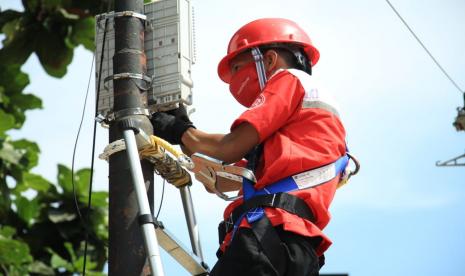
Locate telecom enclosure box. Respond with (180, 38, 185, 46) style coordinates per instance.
(95, 0, 195, 120)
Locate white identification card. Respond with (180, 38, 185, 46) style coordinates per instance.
(292, 163, 336, 189)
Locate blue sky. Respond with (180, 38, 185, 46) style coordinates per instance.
(3, 0, 465, 275)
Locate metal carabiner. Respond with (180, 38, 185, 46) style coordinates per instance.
(346, 152, 361, 180)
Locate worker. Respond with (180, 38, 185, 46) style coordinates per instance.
(151, 18, 348, 276)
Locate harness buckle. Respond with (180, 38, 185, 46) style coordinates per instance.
(338, 153, 360, 188)
(225, 213, 235, 233)
(190, 153, 256, 201)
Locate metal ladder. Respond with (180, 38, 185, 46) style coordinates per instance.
(122, 128, 209, 276)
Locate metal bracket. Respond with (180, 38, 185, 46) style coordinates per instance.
(114, 108, 150, 120)
(104, 73, 153, 91)
(95, 108, 150, 125)
(95, 113, 106, 124)
(96, 11, 151, 29)
(95, 113, 111, 128)
(97, 11, 147, 22)
(436, 153, 465, 167)
(113, 11, 147, 20)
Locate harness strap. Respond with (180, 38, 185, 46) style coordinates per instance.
(219, 193, 315, 273)
(218, 152, 350, 269)
(250, 215, 287, 275)
(225, 192, 314, 233)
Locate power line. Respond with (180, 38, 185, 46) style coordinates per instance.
(71, 54, 94, 225)
(385, 0, 464, 94)
(71, 14, 110, 276)
(155, 179, 166, 219)
(71, 52, 97, 275)
(81, 15, 110, 276)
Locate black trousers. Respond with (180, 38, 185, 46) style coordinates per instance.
(210, 226, 322, 276)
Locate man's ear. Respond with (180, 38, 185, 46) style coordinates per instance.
(264, 49, 278, 72)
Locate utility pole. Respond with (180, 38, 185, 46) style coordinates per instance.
(108, 0, 154, 274)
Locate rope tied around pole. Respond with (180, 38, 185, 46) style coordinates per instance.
(99, 135, 193, 187)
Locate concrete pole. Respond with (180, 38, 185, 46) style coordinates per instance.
(108, 0, 155, 275)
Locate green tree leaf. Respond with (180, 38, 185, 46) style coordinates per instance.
(10, 93, 42, 110)
(0, 18, 36, 65)
(0, 179, 12, 213)
(64, 242, 77, 263)
(74, 254, 98, 271)
(67, 0, 113, 16)
(76, 168, 91, 200)
(50, 252, 73, 271)
(28, 261, 55, 275)
(2, 93, 42, 129)
(0, 63, 30, 94)
(0, 227, 33, 266)
(0, 109, 15, 136)
(90, 191, 108, 208)
(0, 9, 22, 30)
(15, 196, 41, 226)
(11, 139, 41, 170)
(90, 208, 108, 242)
(0, 139, 22, 165)
(71, 17, 95, 50)
(23, 0, 40, 12)
(35, 27, 74, 78)
(0, 226, 16, 238)
(0, 86, 9, 105)
(17, 172, 51, 193)
(57, 164, 73, 194)
(57, 164, 95, 199)
(0, 1, 108, 274)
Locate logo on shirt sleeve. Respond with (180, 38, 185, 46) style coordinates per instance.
(249, 94, 265, 109)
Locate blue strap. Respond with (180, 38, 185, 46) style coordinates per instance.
(240, 154, 349, 226)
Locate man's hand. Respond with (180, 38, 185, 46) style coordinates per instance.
(152, 104, 259, 164)
(167, 104, 192, 125)
(150, 108, 195, 145)
(181, 123, 259, 164)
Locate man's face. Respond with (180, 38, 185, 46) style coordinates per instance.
(228, 49, 280, 80)
(229, 51, 255, 76)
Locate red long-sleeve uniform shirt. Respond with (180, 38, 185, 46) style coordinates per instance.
(220, 69, 346, 256)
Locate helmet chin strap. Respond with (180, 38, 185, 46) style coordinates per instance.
(251, 47, 267, 90)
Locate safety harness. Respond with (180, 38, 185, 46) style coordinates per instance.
(215, 48, 354, 271)
(217, 146, 350, 271)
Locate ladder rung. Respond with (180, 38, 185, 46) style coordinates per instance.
(155, 226, 209, 275)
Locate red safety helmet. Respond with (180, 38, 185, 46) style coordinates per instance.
(218, 18, 320, 83)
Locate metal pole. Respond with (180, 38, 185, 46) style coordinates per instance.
(109, 0, 155, 275)
(179, 185, 205, 262)
(123, 130, 164, 276)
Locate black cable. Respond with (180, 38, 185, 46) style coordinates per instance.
(70, 49, 108, 250)
(71, 55, 94, 224)
(80, 16, 110, 276)
(385, 0, 464, 94)
(82, 83, 99, 276)
(155, 179, 166, 219)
